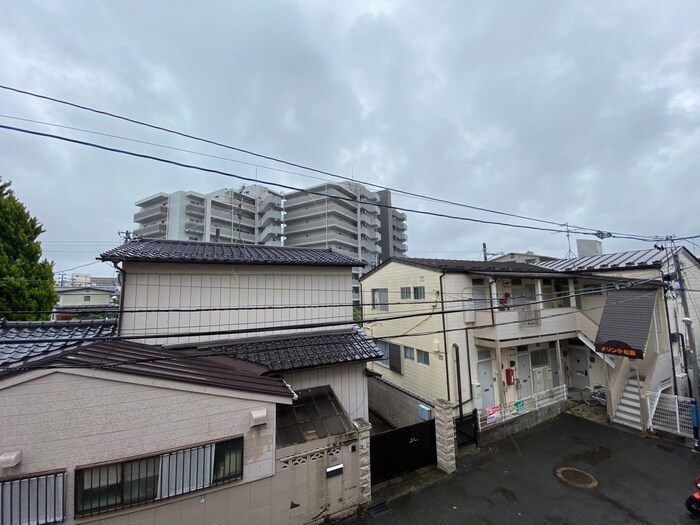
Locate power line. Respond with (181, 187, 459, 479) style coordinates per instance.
(0, 86, 677, 241)
(0, 287, 659, 372)
(0, 123, 588, 237)
(0, 278, 660, 345)
(0, 87, 600, 230)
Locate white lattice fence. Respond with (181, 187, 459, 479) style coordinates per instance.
(646, 391, 693, 438)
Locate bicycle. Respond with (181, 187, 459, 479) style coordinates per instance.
(580, 384, 607, 406)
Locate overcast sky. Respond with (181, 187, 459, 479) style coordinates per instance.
(1, 1, 698, 277)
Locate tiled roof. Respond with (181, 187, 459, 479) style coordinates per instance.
(1, 339, 292, 398)
(191, 327, 383, 372)
(99, 239, 363, 267)
(537, 249, 669, 272)
(0, 319, 117, 367)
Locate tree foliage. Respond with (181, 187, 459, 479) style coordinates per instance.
(0, 178, 57, 320)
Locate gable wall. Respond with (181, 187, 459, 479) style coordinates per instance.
(361, 262, 452, 402)
(119, 263, 353, 345)
(285, 362, 369, 420)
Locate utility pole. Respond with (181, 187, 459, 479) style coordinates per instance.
(673, 249, 700, 450)
(482, 242, 488, 262)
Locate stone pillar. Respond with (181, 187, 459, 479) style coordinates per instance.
(353, 418, 372, 506)
(433, 398, 456, 474)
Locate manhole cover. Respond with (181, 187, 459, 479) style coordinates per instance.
(555, 466, 598, 489)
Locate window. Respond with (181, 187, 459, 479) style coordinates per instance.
(583, 284, 603, 296)
(83, 296, 91, 302)
(372, 288, 389, 311)
(75, 438, 243, 517)
(375, 340, 390, 368)
(1, 471, 65, 525)
(417, 349, 430, 366)
(531, 349, 549, 368)
(413, 286, 426, 300)
(404, 346, 415, 360)
(400, 287, 412, 300)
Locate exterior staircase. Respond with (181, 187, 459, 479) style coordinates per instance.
(612, 374, 645, 430)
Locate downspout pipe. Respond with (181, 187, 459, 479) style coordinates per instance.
(453, 343, 464, 418)
(662, 274, 678, 395)
(439, 272, 451, 402)
(112, 261, 125, 336)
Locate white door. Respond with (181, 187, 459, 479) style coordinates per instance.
(516, 353, 532, 398)
(568, 347, 590, 390)
(533, 368, 546, 394)
(478, 360, 496, 409)
(549, 347, 561, 387)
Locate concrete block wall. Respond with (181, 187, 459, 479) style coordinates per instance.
(368, 376, 433, 428)
(478, 400, 570, 446)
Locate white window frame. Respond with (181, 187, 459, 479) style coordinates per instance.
(417, 349, 430, 366)
(372, 288, 389, 311)
(413, 286, 426, 300)
(400, 287, 412, 300)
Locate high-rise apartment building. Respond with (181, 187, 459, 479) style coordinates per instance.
(284, 182, 383, 299)
(377, 189, 408, 263)
(133, 185, 283, 245)
(134, 182, 408, 301)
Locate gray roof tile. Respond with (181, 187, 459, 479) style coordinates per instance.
(99, 239, 363, 267)
(0, 319, 117, 367)
(191, 327, 383, 372)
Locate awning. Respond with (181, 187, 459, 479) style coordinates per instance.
(594, 289, 658, 360)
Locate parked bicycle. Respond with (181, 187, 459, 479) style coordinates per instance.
(580, 385, 607, 406)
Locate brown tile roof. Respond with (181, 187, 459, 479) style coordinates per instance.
(1, 339, 293, 398)
(99, 239, 363, 267)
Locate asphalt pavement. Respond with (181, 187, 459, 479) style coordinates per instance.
(349, 413, 700, 525)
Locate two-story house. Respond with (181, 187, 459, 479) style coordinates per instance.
(360, 256, 673, 437)
(1, 240, 381, 525)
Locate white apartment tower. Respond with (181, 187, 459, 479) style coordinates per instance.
(133, 185, 283, 245)
(283, 182, 382, 299)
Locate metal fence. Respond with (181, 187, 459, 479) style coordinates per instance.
(1, 471, 65, 525)
(478, 385, 568, 430)
(646, 391, 693, 438)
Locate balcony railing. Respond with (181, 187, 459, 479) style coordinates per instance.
(185, 204, 205, 217)
(133, 224, 166, 237)
(185, 222, 204, 234)
(518, 307, 541, 327)
(134, 205, 168, 223)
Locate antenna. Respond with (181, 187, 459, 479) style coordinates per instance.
(564, 223, 575, 259)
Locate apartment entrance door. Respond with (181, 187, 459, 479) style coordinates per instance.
(516, 353, 533, 398)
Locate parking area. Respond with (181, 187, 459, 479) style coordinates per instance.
(351, 412, 700, 524)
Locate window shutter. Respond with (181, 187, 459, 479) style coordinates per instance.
(389, 343, 402, 373)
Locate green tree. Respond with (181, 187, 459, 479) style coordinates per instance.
(0, 179, 57, 320)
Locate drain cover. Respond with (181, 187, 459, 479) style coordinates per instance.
(367, 501, 393, 518)
(555, 466, 598, 489)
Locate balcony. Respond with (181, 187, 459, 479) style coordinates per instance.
(184, 203, 204, 217)
(473, 306, 581, 343)
(134, 205, 167, 223)
(185, 222, 204, 234)
(133, 223, 166, 238)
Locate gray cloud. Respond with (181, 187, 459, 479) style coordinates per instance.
(0, 0, 698, 274)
